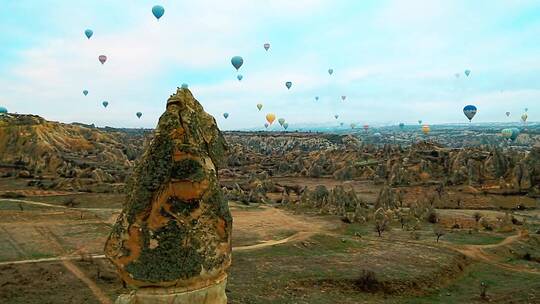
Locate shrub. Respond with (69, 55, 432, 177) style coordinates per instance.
(63, 198, 80, 207)
(355, 270, 380, 292)
(473, 212, 482, 223)
(426, 208, 439, 224)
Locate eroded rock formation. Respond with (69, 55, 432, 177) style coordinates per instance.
(105, 88, 231, 303)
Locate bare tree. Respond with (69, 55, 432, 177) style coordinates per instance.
(373, 208, 389, 237)
(433, 225, 446, 242)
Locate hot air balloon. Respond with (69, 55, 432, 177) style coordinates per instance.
(278, 118, 285, 126)
(266, 113, 276, 124)
(363, 124, 369, 132)
(237, 74, 243, 81)
(102, 101, 109, 108)
(264, 123, 269, 128)
(283, 123, 289, 130)
(99, 55, 107, 65)
(350, 123, 356, 129)
(422, 124, 431, 135)
(231, 56, 243, 70)
(0, 106, 8, 114)
(315, 96, 319, 101)
(181, 83, 189, 89)
(340, 122, 344, 126)
(285, 81, 292, 90)
(223, 113, 229, 119)
(502, 128, 520, 141)
(521, 113, 528, 122)
(152, 5, 165, 20)
(524, 107, 528, 112)
(334, 115, 339, 119)
(136, 112, 142, 119)
(83, 90, 88, 96)
(463, 105, 477, 122)
(418, 120, 422, 125)
(506, 111, 510, 117)
(399, 123, 405, 130)
(257, 103, 263, 111)
(84, 29, 93, 39)
(328, 68, 333, 75)
(341, 95, 346, 101)
(264, 43, 270, 51)
(464, 69, 471, 77)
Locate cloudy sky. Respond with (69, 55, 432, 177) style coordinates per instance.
(0, 0, 538, 130)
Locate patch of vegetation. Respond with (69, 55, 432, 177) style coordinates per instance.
(403, 263, 540, 303)
(0, 192, 25, 199)
(170, 159, 205, 181)
(443, 231, 506, 245)
(125, 222, 203, 282)
(167, 196, 199, 216)
(124, 111, 179, 221)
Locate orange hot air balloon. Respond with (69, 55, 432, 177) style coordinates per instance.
(422, 124, 431, 135)
(266, 113, 276, 125)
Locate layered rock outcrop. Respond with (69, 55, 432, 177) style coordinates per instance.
(105, 88, 231, 303)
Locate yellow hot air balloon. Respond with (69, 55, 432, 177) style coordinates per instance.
(422, 124, 431, 135)
(266, 113, 276, 125)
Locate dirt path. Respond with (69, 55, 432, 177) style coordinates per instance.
(0, 198, 120, 212)
(0, 254, 106, 266)
(62, 259, 113, 304)
(451, 230, 540, 275)
(233, 231, 314, 251)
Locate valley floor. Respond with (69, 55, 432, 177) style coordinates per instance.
(0, 181, 539, 303)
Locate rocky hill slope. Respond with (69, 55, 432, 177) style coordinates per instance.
(0, 114, 538, 197)
(0, 114, 148, 192)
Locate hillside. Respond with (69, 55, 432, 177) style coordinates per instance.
(0, 114, 148, 192)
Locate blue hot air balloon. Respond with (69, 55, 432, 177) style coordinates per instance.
(152, 5, 165, 20)
(231, 56, 243, 71)
(315, 96, 319, 101)
(463, 105, 477, 121)
(102, 101, 109, 108)
(84, 29, 93, 39)
(264, 123, 269, 129)
(83, 90, 88, 96)
(181, 83, 189, 89)
(136, 112, 142, 119)
(418, 120, 422, 125)
(0, 106, 7, 114)
(464, 69, 471, 77)
(237, 74, 243, 81)
(223, 113, 229, 119)
(502, 128, 520, 141)
(328, 68, 333, 75)
(334, 115, 339, 119)
(283, 122, 289, 130)
(524, 107, 528, 112)
(285, 81, 292, 89)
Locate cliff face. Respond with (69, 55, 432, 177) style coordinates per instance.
(105, 88, 232, 290)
